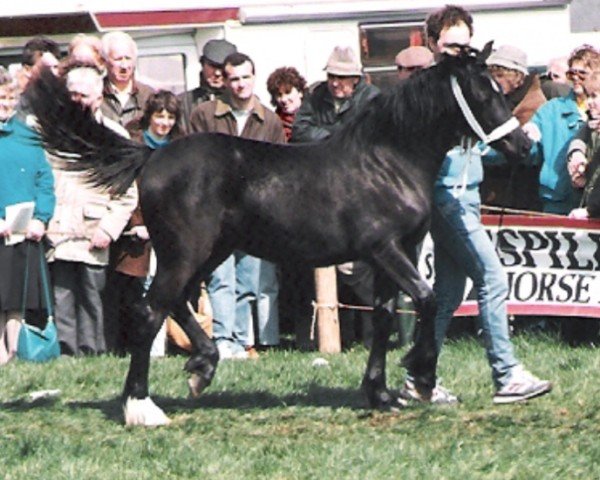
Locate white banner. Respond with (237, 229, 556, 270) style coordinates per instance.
(418, 214, 600, 318)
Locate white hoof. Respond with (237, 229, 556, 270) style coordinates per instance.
(123, 396, 171, 427)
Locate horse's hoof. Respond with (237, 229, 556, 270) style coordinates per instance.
(369, 395, 408, 411)
(123, 396, 171, 427)
(184, 354, 217, 399)
(363, 384, 409, 411)
(401, 350, 437, 392)
(380, 396, 409, 411)
(188, 373, 209, 398)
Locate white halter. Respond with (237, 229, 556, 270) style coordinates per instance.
(450, 75, 520, 145)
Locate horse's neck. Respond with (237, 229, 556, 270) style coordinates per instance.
(393, 112, 460, 181)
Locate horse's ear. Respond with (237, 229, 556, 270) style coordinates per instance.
(479, 41, 494, 63)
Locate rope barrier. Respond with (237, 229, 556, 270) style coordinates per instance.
(310, 300, 338, 341)
(310, 300, 418, 339)
(480, 205, 567, 218)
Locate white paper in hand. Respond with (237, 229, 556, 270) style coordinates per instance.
(5, 201, 35, 246)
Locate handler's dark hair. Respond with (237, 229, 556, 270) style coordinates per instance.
(425, 5, 474, 43)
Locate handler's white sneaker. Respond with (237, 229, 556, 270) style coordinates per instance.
(493, 366, 552, 404)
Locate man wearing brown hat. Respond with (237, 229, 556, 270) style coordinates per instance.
(291, 45, 379, 142)
(395, 46, 434, 80)
(291, 45, 379, 347)
(178, 38, 237, 133)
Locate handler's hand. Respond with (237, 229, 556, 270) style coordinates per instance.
(0, 218, 10, 238)
(522, 122, 541, 143)
(25, 218, 46, 242)
(568, 207, 589, 220)
(131, 225, 150, 241)
(90, 228, 111, 250)
(568, 150, 588, 188)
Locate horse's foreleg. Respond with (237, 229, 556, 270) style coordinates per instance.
(361, 276, 407, 410)
(169, 298, 219, 398)
(122, 297, 171, 427)
(371, 240, 438, 396)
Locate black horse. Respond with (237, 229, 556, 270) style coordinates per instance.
(28, 44, 530, 426)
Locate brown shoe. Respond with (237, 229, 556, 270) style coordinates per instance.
(244, 346, 260, 360)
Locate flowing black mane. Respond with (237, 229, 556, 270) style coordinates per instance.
(336, 57, 463, 149)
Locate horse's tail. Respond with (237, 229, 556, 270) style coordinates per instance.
(26, 68, 152, 195)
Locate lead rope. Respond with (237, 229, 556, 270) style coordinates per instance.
(451, 138, 473, 199)
(450, 75, 520, 246)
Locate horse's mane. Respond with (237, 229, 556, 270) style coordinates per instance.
(336, 63, 455, 148)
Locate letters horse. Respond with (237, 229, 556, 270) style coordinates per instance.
(28, 43, 530, 426)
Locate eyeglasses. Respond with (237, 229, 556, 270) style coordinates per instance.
(567, 68, 589, 80)
(548, 71, 562, 80)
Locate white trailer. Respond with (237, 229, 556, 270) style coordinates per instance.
(0, 1, 598, 105)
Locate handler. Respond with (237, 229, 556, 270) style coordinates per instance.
(399, 5, 552, 405)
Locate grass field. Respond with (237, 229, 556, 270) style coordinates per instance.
(1, 333, 598, 479)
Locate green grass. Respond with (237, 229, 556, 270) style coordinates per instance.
(1, 334, 598, 479)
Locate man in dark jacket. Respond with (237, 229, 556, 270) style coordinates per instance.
(178, 39, 237, 133)
(291, 45, 380, 348)
(291, 45, 379, 143)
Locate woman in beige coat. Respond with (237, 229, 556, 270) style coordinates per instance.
(47, 65, 137, 355)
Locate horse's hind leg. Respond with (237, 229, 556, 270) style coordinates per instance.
(122, 295, 172, 426)
(362, 272, 407, 410)
(122, 262, 202, 426)
(370, 239, 438, 399)
(169, 288, 219, 398)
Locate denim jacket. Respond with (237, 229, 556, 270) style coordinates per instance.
(434, 140, 485, 206)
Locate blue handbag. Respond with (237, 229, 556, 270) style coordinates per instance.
(16, 242, 60, 362)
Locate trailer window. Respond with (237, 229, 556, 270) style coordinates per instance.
(136, 53, 187, 94)
(359, 22, 425, 89)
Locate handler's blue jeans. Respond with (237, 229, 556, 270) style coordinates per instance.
(430, 195, 518, 388)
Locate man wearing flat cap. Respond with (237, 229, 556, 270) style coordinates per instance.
(178, 38, 237, 133)
(481, 44, 547, 210)
(291, 45, 379, 142)
(291, 45, 380, 348)
(395, 46, 434, 80)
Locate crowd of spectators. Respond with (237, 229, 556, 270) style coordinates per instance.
(1, 4, 600, 377)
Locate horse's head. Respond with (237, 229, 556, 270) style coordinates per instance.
(439, 42, 531, 162)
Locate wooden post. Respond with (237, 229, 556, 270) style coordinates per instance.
(314, 266, 341, 353)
